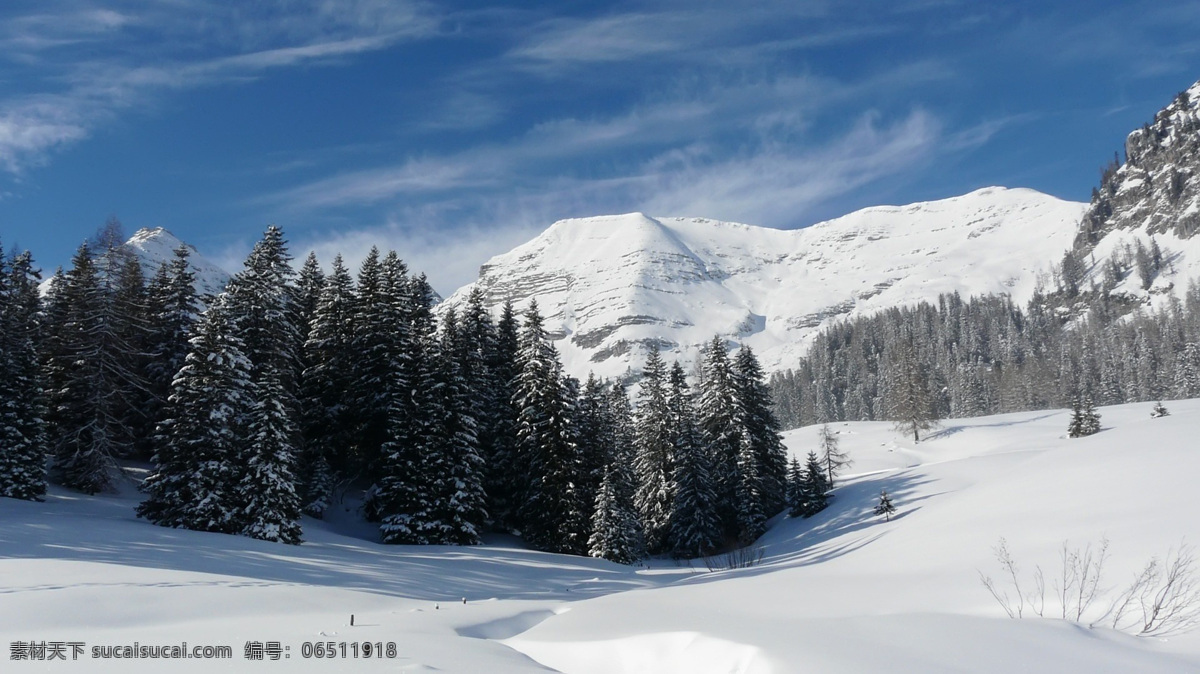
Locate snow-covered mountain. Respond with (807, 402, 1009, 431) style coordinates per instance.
(37, 227, 231, 299)
(442, 187, 1087, 380)
(124, 227, 231, 298)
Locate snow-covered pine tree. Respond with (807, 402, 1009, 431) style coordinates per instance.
(696, 336, 743, 543)
(1151, 401, 1170, 418)
(223, 225, 303, 539)
(605, 381, 641, 537)
(290, 251, 328, 515)
(238, 369, 303, 544)
(734, 433, 767, 544)
(1080, 395, 1101, 436)
(484, 299, 521, 530)
(874, 489, 896, 521)
(513, 300, 586, 554)
(1174, 343, 1200, 398)
(666, 362, 720, 559)
(818, 423, 851, 487)
(138, 296, 252, 533)
(423, 308, 488, 545)
(375, 269, 439, 544)
(801, 450, 830, 517)
(1067, 398, 1085, 438)
(225, 225, 301, 390)
(634, 345, 674, 554)
(0, 249, 48, 501)
(574, 372, 613, 532)
(294, 252, 324, 347)
(347, 248, 391, 482)
(733, 345, 788, 516)
(786, 457, 805, 518)
(298, 254, 356, 517)
(588, 463, 644, 564)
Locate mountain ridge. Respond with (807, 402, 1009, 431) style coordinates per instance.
(442, 186, 1089, 380)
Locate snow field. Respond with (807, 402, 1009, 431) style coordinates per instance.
(5, 399, 1200, 672)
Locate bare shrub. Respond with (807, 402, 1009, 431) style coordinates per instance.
(1056, 538, 1109, 622)
(1102, 544, 1200, 636)
(980, 538, 1200, 637)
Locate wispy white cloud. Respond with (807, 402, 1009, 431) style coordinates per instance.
(0, 100, 90, 172)
(0, 0, 439, 173)
(268, 60, 954, 213)
(278, 106, 948, 295)
(268, 158, 492, 209)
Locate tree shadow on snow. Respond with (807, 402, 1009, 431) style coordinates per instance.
(675, 470, 935, 586)
(0, 487, 651, 602)
(923, 412, 1060, 441)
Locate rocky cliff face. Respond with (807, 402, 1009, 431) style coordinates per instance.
(1064, 79, 1200, 308)
(1077, 80, 1200, 248)
(442, 187, 1087, 380)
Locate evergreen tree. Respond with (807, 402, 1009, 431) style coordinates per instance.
(374, 270, 439, 544)
(734, 436, 767, 543)
(138, 297, 252, 533)
(1174, 343, 1200, 398)
(873, 489, 896, 521)
(143, 246, 199, 464)
(0, 250, 48, 500)
(666, 362, 720, 558)
(512, 301, 586, 554)
(1067, 398, 1086, 438)
(293, 252, 325, 346)
(634, 345, 674, 554)
(786, 456, 805, 518)
(225, 225, 300, 391)
(1151, 401, 1170, 418)
(223, 225, 303, 539)
(348, 248, 405, 484)
(574, 372, 613, 531)
(424, 308, 488, 544)
(733, 345, 788, 515)
(588, 463, 644, 564)
(238, 370, 303, 544)
(298, 255, 355, 516)
(800, 450, 830, 517)
(696, 336, 742, 542)
(1080, 396, 1101, 436)
(484, 299, 521, 530)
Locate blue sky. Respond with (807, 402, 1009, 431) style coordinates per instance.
(2, 0, 1199, 294)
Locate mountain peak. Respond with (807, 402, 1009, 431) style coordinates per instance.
(124, 227, 230, 298)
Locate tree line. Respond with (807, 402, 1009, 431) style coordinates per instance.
(0, 224, 790, 562)
(769, 253, 1200, 431)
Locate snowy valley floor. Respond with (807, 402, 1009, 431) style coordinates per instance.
(4, 400, 1200, 673)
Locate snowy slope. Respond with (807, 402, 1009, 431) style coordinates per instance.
(441, 187, 1086, 380)
(124, 227, 231, 298)
(5, 400, 1200, 672)
(508, 401, 1200, 673)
